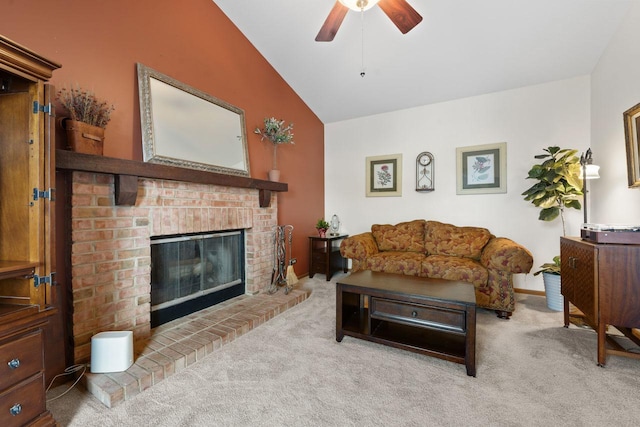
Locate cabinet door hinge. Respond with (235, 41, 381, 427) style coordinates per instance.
(34, 272, 56, 288)
(33, 101, 53, 116)
(33, 187, 55, 201)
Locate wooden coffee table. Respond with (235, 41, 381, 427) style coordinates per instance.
(336, 270, 477, 376)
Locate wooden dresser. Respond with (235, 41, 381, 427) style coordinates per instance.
(560, 237, 640, 366)
(0, 305, 54, 427)
(1, 35, 60, 425)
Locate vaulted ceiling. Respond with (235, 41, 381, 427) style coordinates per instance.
(213, 0, 631, 123)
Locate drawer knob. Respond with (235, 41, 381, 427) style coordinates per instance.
(10, 403, 22, 416)
(7, 358, 20, 369)
(411, 311, 418, 318)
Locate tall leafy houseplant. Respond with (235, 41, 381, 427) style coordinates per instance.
(522, 146, 583, 236)
(522, 146, 583, 311)
(254, 117, 294, 181)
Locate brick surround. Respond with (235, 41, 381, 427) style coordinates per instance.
(70, 171, 277, 363)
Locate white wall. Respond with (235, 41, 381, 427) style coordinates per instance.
(325, 76, 591, 291)
(591, 1, 640, 223)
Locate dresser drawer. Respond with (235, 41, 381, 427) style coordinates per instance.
(0, 373, 46, 427)
(371, 297, 466, 333)
(0, 330, 43, 391)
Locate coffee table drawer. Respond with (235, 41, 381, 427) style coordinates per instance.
(371, 297, 466, 333)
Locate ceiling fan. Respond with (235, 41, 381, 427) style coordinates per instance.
(315, 0, 423, 42)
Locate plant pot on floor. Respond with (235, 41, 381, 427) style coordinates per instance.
(542, 272, 563, 311)
(63, 119, 104, 155)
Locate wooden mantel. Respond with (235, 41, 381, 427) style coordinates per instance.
(55, 150, 287, 207)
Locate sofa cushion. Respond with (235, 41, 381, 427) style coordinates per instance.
(424, 221, 491, 260)
(421, 255, 489, 287)
(371, 220, 425, 252)
(365, 251, 423, 276)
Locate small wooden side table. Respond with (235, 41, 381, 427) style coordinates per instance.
(308, 234, 349, 281)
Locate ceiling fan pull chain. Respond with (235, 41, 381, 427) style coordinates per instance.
(360, 9, 366, 77)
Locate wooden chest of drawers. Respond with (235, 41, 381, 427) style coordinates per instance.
(0, 308, 55, 426)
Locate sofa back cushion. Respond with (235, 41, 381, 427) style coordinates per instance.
(424, 221, 491, 259)
(371, 220, 426, 252)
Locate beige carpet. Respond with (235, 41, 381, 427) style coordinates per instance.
(47, 274, 640, 426)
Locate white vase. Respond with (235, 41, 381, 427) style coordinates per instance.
(542, 272, 563, 311)
(268, 169, 280, 182)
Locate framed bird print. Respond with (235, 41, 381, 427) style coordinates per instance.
(456, 142, 506, 195)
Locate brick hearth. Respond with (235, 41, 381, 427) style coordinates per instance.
(83, 286, 308, 408)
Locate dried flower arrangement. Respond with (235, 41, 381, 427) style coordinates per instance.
(56, 86, 115, 128)
(254, 117, 294, 170)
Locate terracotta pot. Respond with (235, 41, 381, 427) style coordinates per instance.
(64, 119, 104, 155)
(268, 169, 280, 182)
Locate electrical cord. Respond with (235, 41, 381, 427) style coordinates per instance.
(45, 363, 87, 402)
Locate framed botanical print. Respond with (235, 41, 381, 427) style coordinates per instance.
(456, 142, 507, 195)
(366, 154, 402, 197)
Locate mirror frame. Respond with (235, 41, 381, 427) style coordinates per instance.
(137, 63, 250, 177)
(623, 102, 640, 188)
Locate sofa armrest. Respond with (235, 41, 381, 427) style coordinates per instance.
(340, 232, 379, 260)
(480, 237, 533, 274)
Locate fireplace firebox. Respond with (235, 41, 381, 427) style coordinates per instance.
(150, 230, 245, 327)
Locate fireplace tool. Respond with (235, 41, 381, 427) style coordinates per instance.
(268, 224, 295, 294)
(286, 228, 298, 287)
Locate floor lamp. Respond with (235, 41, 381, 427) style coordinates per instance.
(580, 148, 600, 225)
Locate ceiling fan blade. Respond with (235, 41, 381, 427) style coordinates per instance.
(378, 0, 423, 34)
(315, 1, 349, 42)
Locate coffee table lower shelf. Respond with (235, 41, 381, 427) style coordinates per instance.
(342, 309, 467, 361)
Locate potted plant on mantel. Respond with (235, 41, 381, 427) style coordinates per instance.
(522, 146, 583, 311)
(57, 85, 115, 155)
(254, 117, 294, 182)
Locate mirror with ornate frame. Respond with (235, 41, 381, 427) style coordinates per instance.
(137, 63, 250, 176)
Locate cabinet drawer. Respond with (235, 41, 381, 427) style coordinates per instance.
(0, 373, 46, 427)
(0, 330, 43, 391)
(312, 252, 327, 262)
(371, 298, 466, 333)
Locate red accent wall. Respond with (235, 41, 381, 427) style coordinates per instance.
(1, 0, 323, 276)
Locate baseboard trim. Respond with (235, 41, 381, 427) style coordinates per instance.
(514, 288, 545, 297)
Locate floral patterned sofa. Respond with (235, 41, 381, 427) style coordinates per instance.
(339, 220, 533, 318)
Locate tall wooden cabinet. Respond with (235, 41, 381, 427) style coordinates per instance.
(0, 35, 60, 426)
(560, 237, 640, 367)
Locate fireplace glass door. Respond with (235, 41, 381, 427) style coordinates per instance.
(150, 230, 244, 327)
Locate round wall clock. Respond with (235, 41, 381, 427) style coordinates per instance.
(416, 152, 434, 192)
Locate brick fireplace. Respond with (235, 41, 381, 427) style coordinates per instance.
(68, 170, 278, 363)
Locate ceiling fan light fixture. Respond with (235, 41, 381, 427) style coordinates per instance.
(339, 0, 380, 12)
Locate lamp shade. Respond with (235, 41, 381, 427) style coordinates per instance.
(582, 164, 600, 180)
(339, 0, 380, 11)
